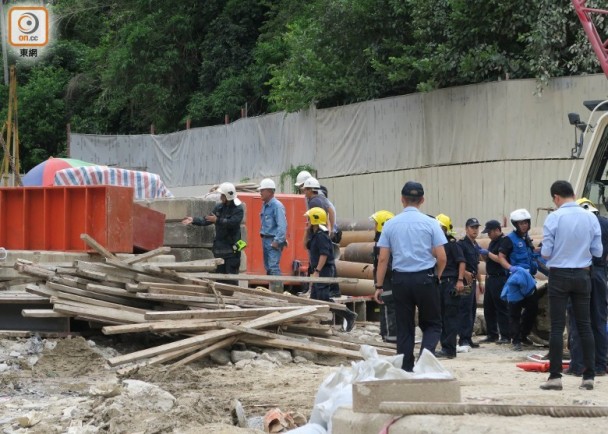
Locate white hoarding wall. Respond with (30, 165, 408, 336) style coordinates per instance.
(71, 74, 607, 224)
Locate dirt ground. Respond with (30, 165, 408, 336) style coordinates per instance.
(1, 322, 608, 434)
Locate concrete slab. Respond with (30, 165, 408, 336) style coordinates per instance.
(352, 378, 460, 413)
(163, 222, 215, 247)
(136, 197, 217, 221)
(332, 406, 606, 434)
(170, 248, 214, 262)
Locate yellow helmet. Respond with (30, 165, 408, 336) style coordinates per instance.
(305, 207, 327, 225)
(435, 213, 453, 231)
(369, 210, 394, 232)
(576, 197, 599, 213)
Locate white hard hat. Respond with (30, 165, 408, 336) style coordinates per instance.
(257, 178, 276, 190)
(302, 177, 320, 189)
(510, 208, 531, 229)
(217, 182, 241, 205)
(294, 170, 312, 187)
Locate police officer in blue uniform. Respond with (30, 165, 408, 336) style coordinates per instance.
(374, 181, 447, 371)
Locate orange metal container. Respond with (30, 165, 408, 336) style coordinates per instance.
(132, 203, 165, 252)
(0, 186, 134, 252)
(238, 193, 310, 278)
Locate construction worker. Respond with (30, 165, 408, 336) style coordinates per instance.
(478, 220, 511, 344)
(497, 209, 538, 351)
(294, 170, 313, 193)
(374, 181, 447, 371)
(305, 207, 357, 332)
(457, 218, 482, 348)
(435, 213, 466, 359)
(258, 178, 288, 293)
(182, 182, 244, 285)
(302, 177, 335, 234)
(566, 198, 608, 376)
(370, 210, 397, 343)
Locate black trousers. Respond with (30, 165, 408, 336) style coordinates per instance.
(508, 291, 538, 344)
(216, 252, 241, 286)
(548, 268, 595, 380)
(392, 269, 442, 371)
(484, 275, 510, 340)
(439, 278, 460, 356)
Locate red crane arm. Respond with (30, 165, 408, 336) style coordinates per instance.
(572, 0, 608, 78)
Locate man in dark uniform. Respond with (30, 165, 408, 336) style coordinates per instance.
(479, 220, 511, 344)
(370, 210, 397, 343)
(435, 213, 466, 359)
(457, 218, 482, 348)
(305, 207, 357, 332)
(182, 182, 244, 285)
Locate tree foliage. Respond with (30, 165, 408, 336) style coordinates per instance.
(0, 0, 603, 171)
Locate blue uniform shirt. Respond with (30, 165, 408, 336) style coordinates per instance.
(541, 202, 602, 268)
(260, 197, 287, 244)
(377, 206, 447, 272)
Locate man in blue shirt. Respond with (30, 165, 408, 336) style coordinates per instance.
(374, 181, 447, 371)
(258, 178, 287, 293)
(540, 180, 602, 391)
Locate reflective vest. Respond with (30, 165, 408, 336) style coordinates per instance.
(507, 231, 537, 275)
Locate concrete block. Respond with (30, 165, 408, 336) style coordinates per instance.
(163, 222, 215, 247)
(169, 248, 214, 262)
(136, 198, 217, 221)
(352, 378, 460, 413)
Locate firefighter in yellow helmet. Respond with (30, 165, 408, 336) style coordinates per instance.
(304, 207, 357, 332)
(370, 210, 396, 342)
(434, 213, 466, 358)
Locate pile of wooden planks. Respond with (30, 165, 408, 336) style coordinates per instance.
(14, 234, 394, 371)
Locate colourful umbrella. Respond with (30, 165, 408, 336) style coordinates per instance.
(21, 157, 98, 186)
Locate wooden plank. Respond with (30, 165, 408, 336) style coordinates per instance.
(51, 275, 96, 290)
(49, 292, 147, 314)
(144, 306, 316, 321)
(212, 282, 349, 312)
(0, 293, 49, 304)
(284, 333, 396, 356)
(239, 335, 363, 359)
(14, 262, 56, 279)
(107, 307, 317, 366)
(195, 272, 357, 284)
(80, 233, 119, 260)
(134, 274, 177, 284)
(22, 309, 67, 318)
(123, 246, 172, 264)
(86, 283, 141, 299)
(53, 301, 146, 324)
(136, 293, 223, 305)
(279, 324, 333, 337)
(44, 282, 148, 308)
(152, 258, 223, 272)
(102, 319, 218, 335)
(74, 260, 139, 279)
(169, 337, 236, 369)
(115, 344, 207, 375)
